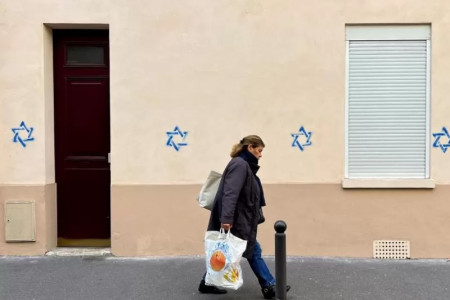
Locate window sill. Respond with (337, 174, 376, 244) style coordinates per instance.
(342, 179, 435, 189)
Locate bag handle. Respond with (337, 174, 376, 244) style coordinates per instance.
(219, 228, 231, 240)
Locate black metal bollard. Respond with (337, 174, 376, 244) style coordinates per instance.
(274, 220, 287, 300)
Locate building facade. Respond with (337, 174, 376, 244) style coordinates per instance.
(1, 0, 450, 258)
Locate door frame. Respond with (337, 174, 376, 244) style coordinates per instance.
(47, 24, 111, 247)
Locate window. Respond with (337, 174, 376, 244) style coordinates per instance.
(66, 45, 105, 66)
(345, 25, 430, 180)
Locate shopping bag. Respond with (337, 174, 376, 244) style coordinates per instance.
(197, 170, 222, 210)
(204, 229, 247, 290)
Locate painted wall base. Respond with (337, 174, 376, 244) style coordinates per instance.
(0, 184, 57, 255)
(2, 183, 448, 258)
(112, 183, 450, 258)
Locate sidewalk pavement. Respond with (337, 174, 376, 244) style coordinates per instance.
(1, 250, 450, 300)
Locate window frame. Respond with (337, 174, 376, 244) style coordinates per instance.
(344, 25, 432, 186)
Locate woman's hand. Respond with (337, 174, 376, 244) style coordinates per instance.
(221, 223, 232, 231)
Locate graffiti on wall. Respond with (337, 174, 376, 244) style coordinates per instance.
(12, 121, 35, 148)
(433, 127, 450, 153)
(291, 126, 312, 151)
(166, 126, 188, 151)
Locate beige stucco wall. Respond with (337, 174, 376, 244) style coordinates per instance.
(1, 0, 450, 256)
(2, 1, 450, 184)
(108, 1, 450, 184)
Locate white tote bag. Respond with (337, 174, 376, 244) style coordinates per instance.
(204, 229, 247, 290)
(197, 170, 222, 210)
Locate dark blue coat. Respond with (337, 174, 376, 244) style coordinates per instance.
(207, 157, 261, 258)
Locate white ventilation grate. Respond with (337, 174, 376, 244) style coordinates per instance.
(373, 240, 410, 259)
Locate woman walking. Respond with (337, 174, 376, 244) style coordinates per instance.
(198, 135, 290, 299)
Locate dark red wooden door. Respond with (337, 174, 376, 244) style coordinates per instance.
(54, 30, 110, 242)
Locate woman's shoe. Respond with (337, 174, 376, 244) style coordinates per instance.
(198, 280, 227, 294)
(262, 284, 291, 299)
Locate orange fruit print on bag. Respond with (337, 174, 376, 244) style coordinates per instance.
(210, 250, 226, 271)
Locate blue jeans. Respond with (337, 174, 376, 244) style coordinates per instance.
(247, 241, 276, 288)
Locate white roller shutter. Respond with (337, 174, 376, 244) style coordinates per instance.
(346, 29, 430, 179)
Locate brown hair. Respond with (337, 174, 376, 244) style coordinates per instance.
(230, 135, 265, 157)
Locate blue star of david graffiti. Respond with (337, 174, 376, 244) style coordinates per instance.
(166, 126, 188, 151)
(433, 127, 450, 153)
(11, 121, 35, 148)
(291, 126, 312, 151)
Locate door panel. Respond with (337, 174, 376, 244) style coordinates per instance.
(54, 30, 110, 242)
(65, 77, 109, 154)
(59, 169, 110, 238)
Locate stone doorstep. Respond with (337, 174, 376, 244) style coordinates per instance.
(45, 247, 111, 257)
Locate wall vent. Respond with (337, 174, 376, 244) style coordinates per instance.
(373, 240, 410, 259)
